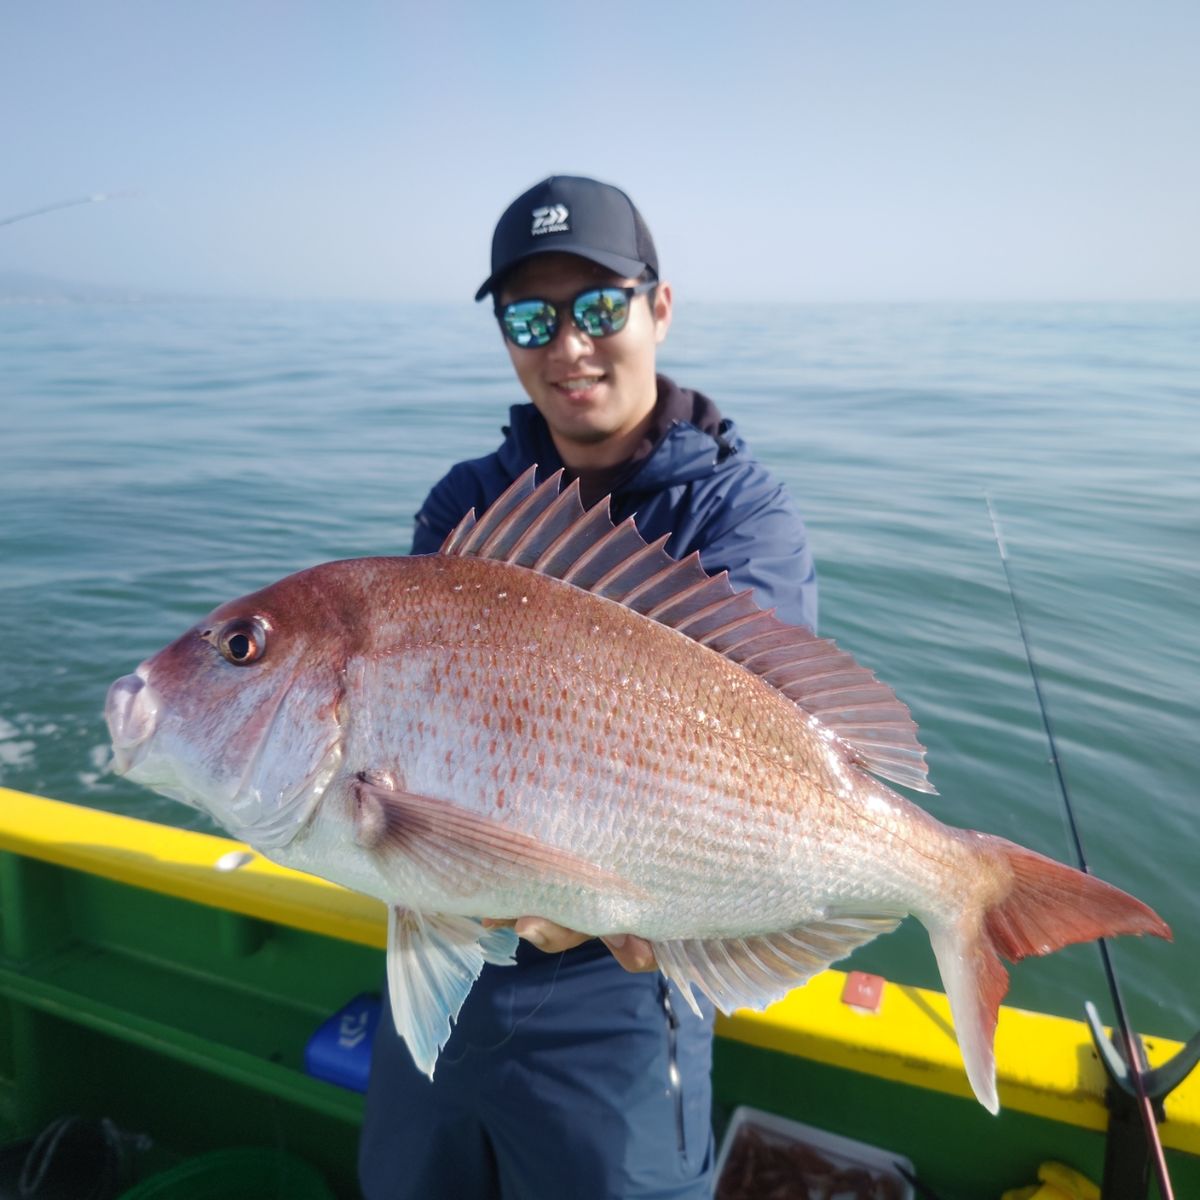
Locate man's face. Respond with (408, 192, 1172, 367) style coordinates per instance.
(497, 253, 672, 468)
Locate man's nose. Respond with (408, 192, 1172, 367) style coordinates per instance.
(547, 318, 593, 361)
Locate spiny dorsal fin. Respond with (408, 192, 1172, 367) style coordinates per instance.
(439, 466, 934, 793)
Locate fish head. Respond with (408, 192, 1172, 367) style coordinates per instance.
(106, 567, 351, 848)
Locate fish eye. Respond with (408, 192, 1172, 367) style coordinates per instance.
(212, 617, 268, 666)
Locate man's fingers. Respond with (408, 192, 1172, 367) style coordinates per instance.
(503, 918, 658, 973)
(513, 917, 589, 952)
(602, 934, 658, 972)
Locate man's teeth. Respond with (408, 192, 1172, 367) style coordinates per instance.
(560, 378, 601, 391)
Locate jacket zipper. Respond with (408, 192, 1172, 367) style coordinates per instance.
(660, 979, 686, 1155)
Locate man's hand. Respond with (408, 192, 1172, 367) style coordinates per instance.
(481, 917, 658, 973)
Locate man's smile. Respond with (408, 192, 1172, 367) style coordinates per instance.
(552, 375, 606, 397)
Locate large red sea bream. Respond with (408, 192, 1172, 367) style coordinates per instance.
(105, 469, 1169, 1110)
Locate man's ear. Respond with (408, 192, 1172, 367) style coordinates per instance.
(652, 281, 673, 345)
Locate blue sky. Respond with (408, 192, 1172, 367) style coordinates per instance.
(3, 1, 1197, 302)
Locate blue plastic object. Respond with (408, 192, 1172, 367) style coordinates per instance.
(304, 993, 382, 1092)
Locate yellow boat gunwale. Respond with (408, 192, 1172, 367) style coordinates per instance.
(0, 785, 1195, 1154)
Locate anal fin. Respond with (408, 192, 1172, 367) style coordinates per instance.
(652, 916, 900, 1018)
(386, 907, 518, 1078)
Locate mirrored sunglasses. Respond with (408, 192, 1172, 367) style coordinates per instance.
(496, 281, 656, 349)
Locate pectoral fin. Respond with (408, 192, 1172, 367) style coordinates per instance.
(652, 916, 900, 1017)
(354, 777, 646, 900)
(386, 907, 519, 1078)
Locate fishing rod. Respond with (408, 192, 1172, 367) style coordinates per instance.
(0, 191, 135, 229)
(986, 496, 1177, 1200)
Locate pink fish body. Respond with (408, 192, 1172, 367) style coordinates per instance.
(106, 469, 1170, 1108)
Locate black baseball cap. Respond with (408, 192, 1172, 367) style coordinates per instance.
(475, 175, 658, 302)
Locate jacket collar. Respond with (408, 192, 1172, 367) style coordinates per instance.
(496, 374, 742, 495)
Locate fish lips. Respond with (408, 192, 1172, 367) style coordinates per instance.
(106, 670, 161, 776)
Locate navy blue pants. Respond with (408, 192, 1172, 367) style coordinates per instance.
(358, 941, 714, 1199)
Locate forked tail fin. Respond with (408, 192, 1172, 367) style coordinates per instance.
(928, 834, 1171, 1113)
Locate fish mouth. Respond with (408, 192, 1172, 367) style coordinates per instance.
(105, 670, 161, 775)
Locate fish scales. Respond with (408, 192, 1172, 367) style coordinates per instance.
(285, 552, 969, 936)
(106, 467, 1170, 1108)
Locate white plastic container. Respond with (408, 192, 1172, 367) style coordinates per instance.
(713, 1104, 916, 1200)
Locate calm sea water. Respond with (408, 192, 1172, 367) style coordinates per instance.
(1, 297, 1196, 1042)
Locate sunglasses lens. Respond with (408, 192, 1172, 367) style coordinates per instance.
(573, 288, 629, 338)
(502, 300, 556, 348)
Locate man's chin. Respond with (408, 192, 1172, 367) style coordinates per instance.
(553, 422, 615, 446)
(538, 400, 618, 447)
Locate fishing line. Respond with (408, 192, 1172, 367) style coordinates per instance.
(438, 946, 569, 1064)
(0, 192, 136, 229)
(986, 495, 1174, 1200)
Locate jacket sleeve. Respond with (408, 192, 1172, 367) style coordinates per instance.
(689, 470, 819, 635)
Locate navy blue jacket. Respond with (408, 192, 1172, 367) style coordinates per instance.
(413, 379, 818, 634)
(359, 381, 820, 1200)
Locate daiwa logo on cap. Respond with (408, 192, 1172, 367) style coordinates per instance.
(531, 204, 569, 236)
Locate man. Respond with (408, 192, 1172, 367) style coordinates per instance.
(359, 175, 817, 1200)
